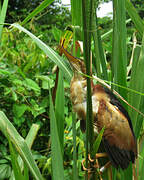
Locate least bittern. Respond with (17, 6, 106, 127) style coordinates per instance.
(59, 42, 137, 172)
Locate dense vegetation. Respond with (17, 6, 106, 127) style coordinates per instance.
(0, 0, 144, 180)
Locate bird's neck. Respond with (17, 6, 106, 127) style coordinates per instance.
(70, 76, 87, 105)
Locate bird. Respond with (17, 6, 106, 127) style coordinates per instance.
(58, 41, 137, 170)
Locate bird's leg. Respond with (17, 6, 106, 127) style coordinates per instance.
(82, 153, 111, 180)
(96, 152, 107, 159)
(82, 158, 103, 180)
(82, 153, 108, 171)
(88, 153, 111, 179)
(95, 158, 103, 180)
(81, 159, 94, 180)
(81, 159, 92, 172)
(82, 153, 107, 180)
(90, 153, 109, 180)
(88, 152, 107, 162)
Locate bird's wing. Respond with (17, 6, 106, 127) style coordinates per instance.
(103, 87, 135, 136)
(94, 89, 137, 169)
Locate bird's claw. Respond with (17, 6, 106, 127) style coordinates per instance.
(81, 159, 92, 172)
(81, 153, 111, 180)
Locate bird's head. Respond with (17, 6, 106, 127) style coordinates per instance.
(58, 44, 86, 80)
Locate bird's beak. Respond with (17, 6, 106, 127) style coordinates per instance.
(58, 45, 82, 71)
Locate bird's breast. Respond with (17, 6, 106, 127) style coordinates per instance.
(70, 78, 87, 105)
(70, 78, 100, 122)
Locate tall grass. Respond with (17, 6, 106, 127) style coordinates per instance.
(0, 0, 8, 40)
(70, 0, 144, 180)
(1, 0, 144, 180)
(0, 112, 43, 180)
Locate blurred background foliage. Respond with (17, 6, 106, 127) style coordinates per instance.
(0, 0, 144, 179)
(0, 1, 73, 179)
(6, 0, 71, 44)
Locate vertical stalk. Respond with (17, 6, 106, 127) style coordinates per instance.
(55, 70, 65, 156)
(112, 0, 127, 101)
(71, 0, 82, 27)
(71, 0, 82, 178)
(112, 1, 132, 179)
(82, 0, 94, 179)
(91, 0, 108, 80)
(132, 34, 144, 137)
(72, 113, 78, 180)
(0, 0, 9, 41)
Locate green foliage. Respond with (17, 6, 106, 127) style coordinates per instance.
(131, 0, 144, 18)
(0, 112, 43, 180)
(49, 81, 64, 180)
(5, 0, 71, 45)
(1, 0, 144, 179)
(0, 27, 52, 125)
(0, 27, 53, 179)
(0, 0, 8, 40)
(112, 0, 127, 100)
(0, 164, 11, 179)
(55, 70, 65, 153)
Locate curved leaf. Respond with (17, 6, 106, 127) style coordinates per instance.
(10, 23, 72, 82)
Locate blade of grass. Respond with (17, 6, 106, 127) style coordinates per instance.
(55, 70, 65, 155)
(8, 140, 25, 180)
(21, 0, 54, 25)
(71, 0, 78, 58)
(71, 0, 82, 27)
(126, 0, 144, 37)
(112, 0, 127, 100)
(129, 34, 144, 138)
(10, 23, 72, 82)
(72, 113, 78, 180)
(140, 161, 144, 180)
(70, 2, 80, 179)
(82, 0, 93, 179)
(24, 163, 29, 180)
(0, 111, 43, 180)
(25, 124, 40, 148)
(128, 46, 141, 117)
(0, 0, 8, 41)
(82, 0, 93, 148)
(49, 84, 64, 180)
(101, 19, 131, 40)
(92, 127, 105, 157)
(10, 124, 40, 180)
(24, 124, 40, 180)
(112, 168, 117, 180)
(91, 0, 108, 80)
(112, 1, 131, 179)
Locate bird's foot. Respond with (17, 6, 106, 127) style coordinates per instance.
(82, 154, 105, 180)
(82, 153, 112, 180)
